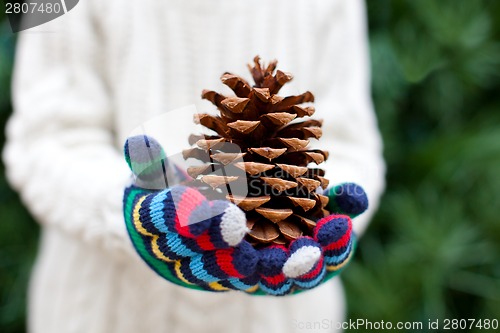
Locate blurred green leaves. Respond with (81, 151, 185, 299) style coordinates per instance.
(0, 19, 14, 112)
(345, 0, 500, 331)
(1, 8, 37, 333)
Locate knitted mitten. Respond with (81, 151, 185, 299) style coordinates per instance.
(123, 135, 368, 295)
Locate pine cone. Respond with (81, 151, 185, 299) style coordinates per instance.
(183, 56, 330, 247)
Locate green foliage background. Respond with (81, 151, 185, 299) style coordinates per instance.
(0, 1, 499, 332)
(343, 1, 500, 331)
(0, 8, 39, 333)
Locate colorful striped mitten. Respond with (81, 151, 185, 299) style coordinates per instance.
(123, 135, 368, 295)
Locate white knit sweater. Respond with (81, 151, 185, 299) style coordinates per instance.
(3, 0, 385, 332)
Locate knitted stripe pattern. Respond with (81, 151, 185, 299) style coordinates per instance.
(123, 185, 356, 296)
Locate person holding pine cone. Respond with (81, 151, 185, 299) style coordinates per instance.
(123, 58, 371, 296)
(3, 0, 385, 332)
(124, 133, 367, 295)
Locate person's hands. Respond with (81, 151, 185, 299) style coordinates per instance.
(123, 135, 368, 295)
(124, 135, 259, 291)
(257, 183, 368, 294)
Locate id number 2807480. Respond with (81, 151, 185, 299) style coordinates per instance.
(443, 319, 498, 330)
(5, 2, 62, 15)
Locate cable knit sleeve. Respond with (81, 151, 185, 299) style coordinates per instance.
(2, 2, 133, 255)
(313, 0, 386, 236)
